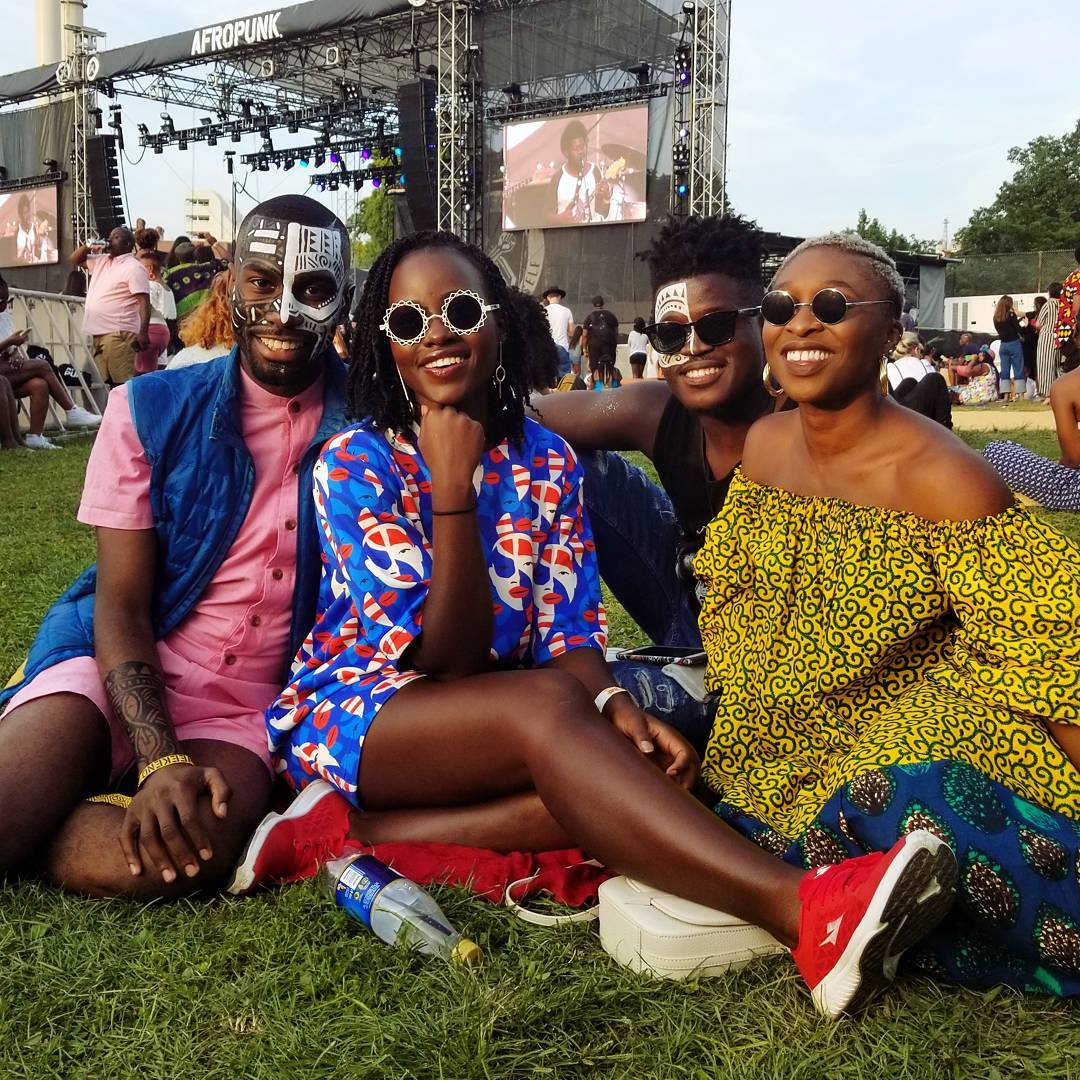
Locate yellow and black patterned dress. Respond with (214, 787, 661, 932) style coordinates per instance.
(694, 470, 1080, 992)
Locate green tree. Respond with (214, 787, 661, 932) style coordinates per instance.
(847, 209, 935, 254)
(348, 183, 395, 268)
(956, 121, 1080, 254)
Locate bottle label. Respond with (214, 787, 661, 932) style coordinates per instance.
(333, 856, 402, 929)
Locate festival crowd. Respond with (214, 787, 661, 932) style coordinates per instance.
(1, 197, 1078, 1020)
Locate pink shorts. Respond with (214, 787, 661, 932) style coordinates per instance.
(134, 323, 171, 375)
(3, 639, 275, 785)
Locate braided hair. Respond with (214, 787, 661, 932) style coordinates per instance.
(348, 231, 530, 445)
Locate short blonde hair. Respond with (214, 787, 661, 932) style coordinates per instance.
(773, 233, 905, 313)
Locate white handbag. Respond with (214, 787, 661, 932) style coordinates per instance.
(596, 876, 785, 980)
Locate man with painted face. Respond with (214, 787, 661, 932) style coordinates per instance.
(0, 195, 350, 901)
(529, 215, 776, 662)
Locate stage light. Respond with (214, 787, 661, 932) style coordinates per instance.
(314, 151, 326, 167)
(231, 129, 242, 143)
(42, 158, 59, 172)
(330, 152, 340, 164)
(287, 115, 299, 134)
(207, 133, 218, 147)
(371, 176, 381, 188)
(329, 177, 339, 191)
(676, 182, 688, 197)
(153, 144, 163, 155)
(407, 0, 427, 8)
(88, 106, 103, 129)
(199, 117, 212, 127)
(284, 159, 294, 171)
(626, 62, 650, 87)
(137, 123, 150, 138)
(675, 45, 692, 85)
(299, 156, 309, 166)
(224, 151, 235, 175)
(682, 1, 695, 13)
(0, 167, 7, 181)
(262, 137, 274, 153)
(394, 147, 402, 159)
(501, 83, 522, 103)
(160, 113, 176, 137)
(360, 147, 371, 161)
(178, 137, 188, 151)
(240, 99, 253, 121)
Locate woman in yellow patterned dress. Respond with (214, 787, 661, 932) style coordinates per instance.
(695, 233, 1080, 995)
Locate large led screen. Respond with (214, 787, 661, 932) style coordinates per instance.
(502, 105, 648, 230)
(0, 184, 60, 268)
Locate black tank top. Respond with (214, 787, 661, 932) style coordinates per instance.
(652, 395, 735, 555)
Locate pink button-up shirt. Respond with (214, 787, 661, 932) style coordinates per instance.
(78, 367, 325, 685)
(82, 252, 150, 336)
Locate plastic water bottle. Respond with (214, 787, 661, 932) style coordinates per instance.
(321, 854, 482, 965)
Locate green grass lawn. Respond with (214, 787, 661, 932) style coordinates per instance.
(1, 433, 1077, 1078)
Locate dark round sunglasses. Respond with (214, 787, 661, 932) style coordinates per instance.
(644, 306, 761, 359)
(380, 290, 498, 347)
(761, 288, 895, 326)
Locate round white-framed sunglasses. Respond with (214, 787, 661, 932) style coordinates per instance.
(380, 289, 500, 347)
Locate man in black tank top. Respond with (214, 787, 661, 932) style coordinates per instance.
(528, 217, 774, 752)
(530, 214, 774, 648)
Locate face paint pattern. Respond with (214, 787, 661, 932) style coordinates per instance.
(654, 280, 694, 368)
(233, 216, 349, 357)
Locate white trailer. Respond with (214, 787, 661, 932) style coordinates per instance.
(943, 293, 1045, 332)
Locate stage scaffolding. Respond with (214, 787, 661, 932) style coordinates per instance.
(670, 0, 729, 218)
(1, 0, 730, 250)
(65, 25, 104, 246)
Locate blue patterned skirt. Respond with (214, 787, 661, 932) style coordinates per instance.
(711, 761, 1080, 995)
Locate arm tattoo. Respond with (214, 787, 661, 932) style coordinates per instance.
(103, 660, 179, 769)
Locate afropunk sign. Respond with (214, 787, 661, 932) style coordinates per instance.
(190, 13, 284, 57)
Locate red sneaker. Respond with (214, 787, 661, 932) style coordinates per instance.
(792, 830, 958, 1018)
(226, 780, 354, 896)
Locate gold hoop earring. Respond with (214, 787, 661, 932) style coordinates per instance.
(880, 355, 890, 395)
(762, 363, 783, 399)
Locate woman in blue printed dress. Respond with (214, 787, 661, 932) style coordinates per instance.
(234, 232, 961, 1020)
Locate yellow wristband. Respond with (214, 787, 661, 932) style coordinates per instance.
(137, 754, 195, 788)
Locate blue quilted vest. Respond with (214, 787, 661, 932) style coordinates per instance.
(0, 347, 349, 709)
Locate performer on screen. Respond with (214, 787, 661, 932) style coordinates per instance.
(16, 195, 38, 265)
(550, 119, 611, 225)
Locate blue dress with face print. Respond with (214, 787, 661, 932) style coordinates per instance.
(265, 416, 607, 804)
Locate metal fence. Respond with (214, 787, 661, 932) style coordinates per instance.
(945, 250, 1076, 297)
(7, 287, 104, 432)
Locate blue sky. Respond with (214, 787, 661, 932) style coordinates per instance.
(1, 0, 1074, 242)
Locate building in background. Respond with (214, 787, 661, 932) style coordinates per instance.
(183, 190, 232, 241)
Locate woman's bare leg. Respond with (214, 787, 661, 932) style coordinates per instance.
(19, 376, 50, 435)
(358, 668, 802, 944)
(0, 379, 20, 448)
(20, 357, 74, 410)
(361, 790, 572, 851)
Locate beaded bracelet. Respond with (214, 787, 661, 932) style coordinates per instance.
(137, 753, 195, 788)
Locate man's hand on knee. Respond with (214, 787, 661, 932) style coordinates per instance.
(120, 762, 231, 884)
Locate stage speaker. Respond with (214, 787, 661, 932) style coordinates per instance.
(86, 134, 126, 237)
(396, 78, 437, 233)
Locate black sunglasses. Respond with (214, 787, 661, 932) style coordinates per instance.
(644, 306, 761, 359)
(761, 288, 895, 326)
